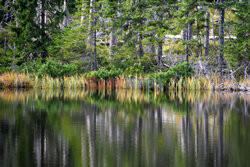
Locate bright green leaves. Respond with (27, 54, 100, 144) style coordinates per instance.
(88, 66, 123, 80)
(38, 60, 78, 78)
(150, 62, 194, 85)
(48, 27, 88, 63)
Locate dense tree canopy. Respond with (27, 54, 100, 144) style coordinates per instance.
(0, 0, 249, 77)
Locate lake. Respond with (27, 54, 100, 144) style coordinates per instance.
(0, 89, 249, 167)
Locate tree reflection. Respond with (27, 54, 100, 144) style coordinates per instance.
(0, 90, 249, 167)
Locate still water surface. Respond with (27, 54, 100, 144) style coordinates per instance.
(0, 89, 249, 167)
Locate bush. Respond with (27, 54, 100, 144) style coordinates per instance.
(88, 66, 123, 80)
(0, 66, 12, 74)
(150, 62, 194, 84)
(140, 56, 158, 73)
(37, 60, 78, 78)
(125, 63, 144, 77)
(170, 62, 194, 77)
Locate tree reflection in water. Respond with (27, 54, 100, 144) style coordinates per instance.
(0, 89, 249, 167)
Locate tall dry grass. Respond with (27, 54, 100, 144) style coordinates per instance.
(172, 76, 250, 91)
(0, 72, 249, 91)
(0, 72, 33, 88)
(34, 75, 88, 89)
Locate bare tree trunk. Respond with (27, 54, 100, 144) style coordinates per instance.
(182, 26, 188, 66)
(157, 12, 163, 67)
(188, 22, 193, 41)
(219, 0, 225, 75)
(157, 42, 163, 67)
(41, 0, 47, 59)
(186, 24, 190, 67)
(90, 0, 98, 70)
(63, 0, 70, 28)
(196, 18, 200, 57)
(37, 0, 42, 26)
(183, 18, 192, 68)
(109, 29, 117, 58)
(80, 1, 86, 25)
(182, 29, 187, 41)
(204, 8, 210, 57)
(93, 29, 97, 70)
(211, 11, 216, 49)
(138, 33, 144, 59)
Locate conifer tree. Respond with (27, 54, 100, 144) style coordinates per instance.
(11, 0, 64, 63)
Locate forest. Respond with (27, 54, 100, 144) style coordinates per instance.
(0, 1, 250, 166)
(0, 0, 249, 90)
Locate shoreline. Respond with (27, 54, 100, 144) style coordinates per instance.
(1, 72, 249, 92)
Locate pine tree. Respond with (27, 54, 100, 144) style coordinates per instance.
(11, 0, 64, 63)
(226, 0, 249, 69)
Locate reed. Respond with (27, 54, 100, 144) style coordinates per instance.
(169, 78, 175, 91)
(177, 77, 183, 91)
(0, 72, 249, 92)
(239, 77, 250, 87)
(34, 75, 88, 89)
(0, 72, 33, 88)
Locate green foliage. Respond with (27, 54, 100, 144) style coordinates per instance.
(140, 56, 158, 73)
(171, 62, 194, 77)
(88, 66, 123, 80)
(150, 62, 194, 84)
(0, 27, 15, 73)
(0, 0, 249, 80)
(37, 60, 78, 78)
(224, 1, 250, 69)
(11, 0, 64, 61)
(48, 27, 88, 62)
(125, 63, 144, 77)
(0, 66, 11, 74)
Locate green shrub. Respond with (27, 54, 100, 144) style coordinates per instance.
(88, 66, 123, 80)
(140, 56, 158, 73)
(125, 63, 144, 77)
(170, 62, 194, 77)
(37, 60, 78, 78)
(150, 62, 194, 84)
(0, 66, 12, 74)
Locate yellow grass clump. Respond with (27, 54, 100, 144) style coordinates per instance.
(0, 73, 33, 88)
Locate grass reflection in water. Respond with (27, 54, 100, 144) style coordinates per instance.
(0, 89, 249, 167)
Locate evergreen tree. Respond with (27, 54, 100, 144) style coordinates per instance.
(226, 0, 249, 69)
(11, 0, 64, 63)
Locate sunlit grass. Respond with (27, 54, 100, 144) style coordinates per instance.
(0, 72, 249, 91)
(0, 72, 33, 88)
(240, 77, 250, 87)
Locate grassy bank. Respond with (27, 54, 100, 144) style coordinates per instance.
(0, 72, 249, 91)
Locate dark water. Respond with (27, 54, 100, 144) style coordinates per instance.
(0, 89, 249, 167)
